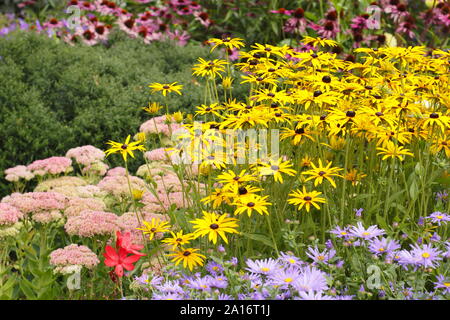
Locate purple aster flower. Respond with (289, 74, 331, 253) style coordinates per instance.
(335, 260, 344, 268)
(267, 267, 301, 288)
(306, 245, 336, 265)
(187, 276, 212, 292)
(217, 293, 233, 300)
(434, 275, 450, 294)
(134, 273, 149, 285)
(298, 290, 334, 300)
(278, 252, 303, 268)
(329, 225, 351, 240)
(238, 293, 248, 300)
(349, 222, 385, 240)
(435, 190, 448, 202)
(226, 257, 238, 266)
(152, 292, 183, 300)
(368, 237, 401, 255)
(206, 261, 224, 275)
(418, 216, 425, 226)
(325, 239, 333, 249)
(443, 242, 450, 259)
(217, 244, 226, 253)
(245, 258, 281, 275)
(354, 208, 364, 217)
(398, 244, 443, 269)
(155, 280, 184, 294)
(427, 212, 450, 226)
(430, 232, 441, 242)
(335, 295, 354, 300)
(293, 266, 329, 293)
(209, 275, 228, 289)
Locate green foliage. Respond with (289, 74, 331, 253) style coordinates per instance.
(0, 31, 216, 196)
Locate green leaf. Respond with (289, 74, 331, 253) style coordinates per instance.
(19, 280, 37, 300)
(240, 233, 275, 249)
(304, 11, 318, 21)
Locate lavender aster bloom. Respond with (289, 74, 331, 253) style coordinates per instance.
(217, 293, 233, 300)
(155, 280, 184, 294)
(152, 292, 183, 300)
(427, 212, 450, 226)
(306, 245, 336, 265)
(435, 190, 448, 202)
(329, 226, 351, 240)
(368, 237, 401, 255)
(278, 252, 303, 268)
(293, 266, 329, 293)
(206, 261, 224, 275)
(209, 275, 228, 289)
(246, 258, 281, 275)
(398, 244, 443, 269)
(350, 222, 385, 240)
(418, 216, 425, 226)
(354, 208, 364, 217)
(430, 232, 441, 242)
(267, 267, 301, 288)
(187, 276, 212, 291)
(434, 275, 450, 294)
(298, 290, 334, 300)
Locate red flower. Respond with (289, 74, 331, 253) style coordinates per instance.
(116, 230, 146, 257)
(103, 245, 141, 278)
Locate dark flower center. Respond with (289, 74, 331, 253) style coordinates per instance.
(295, 128, 305, 134)
(163, 85, 170, 89)
(210, 223, 219, 230)
(121, 144, 128, 149)
(247, 202, 255, 207)
(271, 165, 280, 171)
(238, 187, 248, 195)
(183, 251, 191, 256)
(176, 238, 183, 242)
(150, 228, 156, 232)
(303, 196, 312, 201)
(318, 171, 326, 176)
(346, 110, 356, 117)
(375, 112, 383, 117)
(322, 76, 331, 83)
(314, 90, 323, 97)
(430, 113, 439, 119)
(294, 8, 304, 18)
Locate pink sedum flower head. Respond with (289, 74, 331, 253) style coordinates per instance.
(50, 244, 100, 274)
(65, 210, 119, 237)
(27, 156, 73, 176)
(66, 145, 105, 166)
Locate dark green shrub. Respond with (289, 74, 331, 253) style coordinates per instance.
(0, 31, 242, 196)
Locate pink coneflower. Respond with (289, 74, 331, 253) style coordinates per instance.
(385, 2, 410, 23)
(194, 11, 212, 27)
(117, 15, 138, 37)
(396, 15, 416, 39)
(283, 8, 307, 34)
(309, 8, 340, 39)
(80, 28, 99, 46)
(137, 25, 153, 44)
(44, 17, 64, 29)
(167, 29, 190, 46)
(270, 8, 292, 16)
(79, 0, 95, 11)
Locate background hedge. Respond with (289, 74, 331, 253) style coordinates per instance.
(0, 31, 248, 196)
